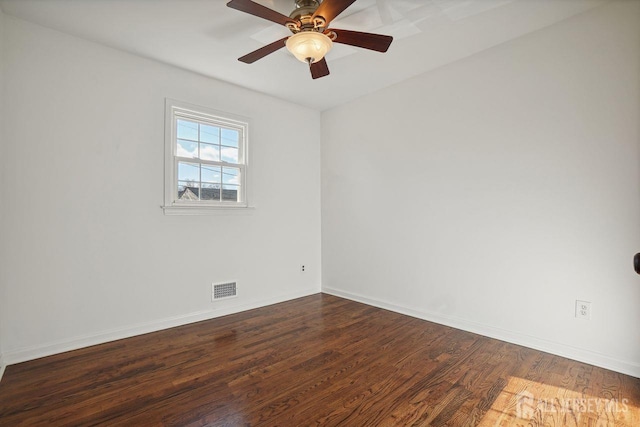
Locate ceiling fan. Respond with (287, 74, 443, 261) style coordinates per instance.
(227, 0, 394, 79)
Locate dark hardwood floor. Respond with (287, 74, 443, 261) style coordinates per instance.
(0, 293, 638, 426)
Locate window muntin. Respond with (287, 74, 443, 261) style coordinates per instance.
(164, 99, 249, 213)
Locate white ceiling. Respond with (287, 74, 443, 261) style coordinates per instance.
(0, 0, 606, 111)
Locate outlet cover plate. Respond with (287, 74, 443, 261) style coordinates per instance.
(575, 300, 591, 320)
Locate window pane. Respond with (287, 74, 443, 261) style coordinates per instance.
(222, 167, 240, 185)
(200, 143, 220, 161)
(178, 162, 200, 183)
(176, 139, 197, 158)
(200, 124, 219, 144)
(222, 185, 239, 202)
(178, 183, 200, 201)
(200, 184, 220, 201)
(177, 119, 198, 141)
(201, 165, 221, 184)
(221, 128, 239, 148)
(178, 180, 200, 189)
(221, 147, 239, 164)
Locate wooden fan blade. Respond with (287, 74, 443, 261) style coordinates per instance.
(329, 29, 393, 52)
(238, 37, 288, 64)
(310, 58, 330, 79)
(312, 0, 357, 25)
(227, 0, 297, 27)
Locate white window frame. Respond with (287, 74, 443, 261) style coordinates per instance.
(163, 99, 250, 215)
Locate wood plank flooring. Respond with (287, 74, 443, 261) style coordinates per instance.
(0, 293, 638, 426)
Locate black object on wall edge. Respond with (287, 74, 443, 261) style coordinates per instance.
(635, 253, 640, 274)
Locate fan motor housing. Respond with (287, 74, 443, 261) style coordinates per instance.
(290, 0, 324, 32)
(294, 0, 319, 8)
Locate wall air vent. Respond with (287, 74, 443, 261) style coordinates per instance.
(212, 282, 237, 300)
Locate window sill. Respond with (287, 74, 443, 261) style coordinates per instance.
(162, 204, 255, 216)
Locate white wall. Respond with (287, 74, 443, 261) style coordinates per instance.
(322, 0, 640, 377)
(0, 6, 6, 377)
(0, 15, 321, 364)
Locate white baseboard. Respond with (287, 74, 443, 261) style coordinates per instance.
(5, 286, 637, 381)
(2, 287, 319, 368)
(322, 287, 640, 379)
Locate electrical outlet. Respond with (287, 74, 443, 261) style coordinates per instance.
(301, 265, 306, 273)
(575, 300, 591, 320)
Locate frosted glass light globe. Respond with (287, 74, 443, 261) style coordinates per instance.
(286, 31, 333, 64)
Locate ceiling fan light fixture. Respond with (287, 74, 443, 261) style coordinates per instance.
(227, 0, 394, 79)
(286, 31, 333, 64)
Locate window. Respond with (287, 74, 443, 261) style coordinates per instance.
(163, 99, 249, 214)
